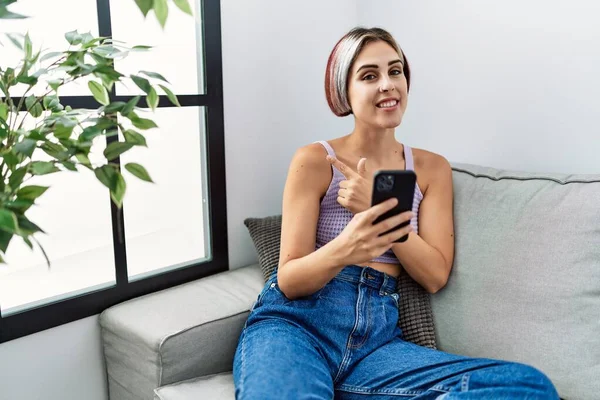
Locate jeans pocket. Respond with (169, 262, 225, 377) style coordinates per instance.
(271, 281, 329, 305)
(251, 276, 278, 310)
(390, 292, 400, 307)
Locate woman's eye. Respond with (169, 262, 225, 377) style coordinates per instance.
(362, 74, 376, 81)
(390, 69, 403, 76)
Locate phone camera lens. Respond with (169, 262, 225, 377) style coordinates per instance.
(376, 175, 394, 192)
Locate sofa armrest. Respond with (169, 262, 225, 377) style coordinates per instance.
(99, 264, 264, 400)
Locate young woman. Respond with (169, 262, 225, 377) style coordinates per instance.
(233, 27, 559, 400)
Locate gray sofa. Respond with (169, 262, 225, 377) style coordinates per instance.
(99, 162, 600, 400)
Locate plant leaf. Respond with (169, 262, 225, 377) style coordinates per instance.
(16, 215, 45, 235)
(123, 129, 147, 146)
(94, 165, 126, 206)
(0, 209, 18, 234)
(47, 79, 62, 91)
(5, 33, 24, 50)
(54, 117, 76, 140)
(88, 81, 109, 105)
(5, 198, 35, 213)
(25, 95, 43, 117)
(17, 185, 49, 201)
(41, 142, 69, 160)
(16, 74, 37, 86)
(153, 0, 169, 28)
(8, 166, 28, 190)
(24, 32, 32, 59)
(75, 153, 92, 167)
(158, 84, 180, 106)
(30, 161, 60, 175)
(14, 138, 36, 157)
(103, 141, 134, 161)
(172, 0, 193, 15)
(40, 51, 63, 62)
(94, 165, 116, 190)
(103, 101, 126, 114)
(147, 87, 158, 111)
(140, 70, 169, 83)
(1, 151, 19, 168)
(0, 7, 27, 19)
(131, 45, 152, 51)
(131, 75, 152, 94)
(79, 125, 103, 142)
(134, 0, 153, 16)
(0, 103, 8, 121)
(120, 96, 140, 116)
(61, 161, 77, 171)
(65, 30, 82, 45)
(125, 162, 153, 183)
(111, 170, 126, 207)
(130, 113, 158, 130)
(0, 229, 14, 253)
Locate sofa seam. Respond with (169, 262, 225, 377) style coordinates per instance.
(452, 167, 600, 185)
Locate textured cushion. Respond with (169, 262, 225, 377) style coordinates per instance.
(100, 264, 264, 400)
(431, 162, 600, 400)
(154, 372, 234, 400)
(244, 215, 281, 281)
(244, 216, 437, 349)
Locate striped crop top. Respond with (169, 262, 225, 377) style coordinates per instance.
(314, 140, 423, 264)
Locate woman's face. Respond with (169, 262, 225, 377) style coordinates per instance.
(347, 40, 408, 130)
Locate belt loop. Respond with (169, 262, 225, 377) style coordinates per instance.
(380, 274, 388, 296)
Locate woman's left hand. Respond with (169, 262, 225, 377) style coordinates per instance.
(327, 156, 373, 215)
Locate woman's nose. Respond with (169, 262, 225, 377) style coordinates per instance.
(379, 78, 395, 92)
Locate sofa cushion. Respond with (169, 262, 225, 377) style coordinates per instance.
(154, 372, 234, 400)
(245, 215, 437, 349)
(431, 162, 600, 400)
(100, 264, 264, 400)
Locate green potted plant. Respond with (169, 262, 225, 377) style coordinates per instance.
(0, 0, 192, 264)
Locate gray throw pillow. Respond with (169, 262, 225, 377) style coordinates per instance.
(244, 215, 437, 349)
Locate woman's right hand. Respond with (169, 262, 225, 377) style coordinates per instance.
(330, 198, 414, 266)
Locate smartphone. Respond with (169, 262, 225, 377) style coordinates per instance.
(371, 170, 416, 243)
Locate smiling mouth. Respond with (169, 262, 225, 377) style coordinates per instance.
(376, 99, 399, 109)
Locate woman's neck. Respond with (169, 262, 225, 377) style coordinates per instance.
(343, 126, 400, 159)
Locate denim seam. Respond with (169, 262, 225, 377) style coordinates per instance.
(349, 288, 371, 349)
(336, 383, 424, 396)
(240, 330, 247, 396)
(336, 275, 395, 294)
(334, 275, 361, 285)
(333, 283, 365, 384)
(461, 373, 470, 392)
(431, 385, 452, 393)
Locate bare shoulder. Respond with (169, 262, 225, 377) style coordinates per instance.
(411, 147, 452, 194)
(286, 142, 332, 193)
(291, 143, 330, 168)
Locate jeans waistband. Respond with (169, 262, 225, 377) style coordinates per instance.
(335, 265, 398, 294)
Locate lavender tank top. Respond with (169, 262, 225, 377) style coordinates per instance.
(315, 140, 424, 264)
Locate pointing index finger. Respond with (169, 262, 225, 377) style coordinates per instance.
(326, 155, 357, 179)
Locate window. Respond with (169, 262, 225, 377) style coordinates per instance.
(0, 0, 227, 343)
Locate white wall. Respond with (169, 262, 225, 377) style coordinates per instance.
(357, 0, 600, 175)
(0, 316, 108, 400)
(223, 0, 357, 268)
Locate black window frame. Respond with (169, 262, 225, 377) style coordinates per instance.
(0, 0, 227, 343)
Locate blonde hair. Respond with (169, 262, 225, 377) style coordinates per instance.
(325, 27, 410, 117)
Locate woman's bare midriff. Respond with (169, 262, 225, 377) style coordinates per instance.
(356, 261, 404, 278)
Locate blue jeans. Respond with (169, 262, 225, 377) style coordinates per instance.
(233, 265, 559, 399)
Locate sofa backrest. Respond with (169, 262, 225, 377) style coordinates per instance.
(431, 162, 600, 400)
